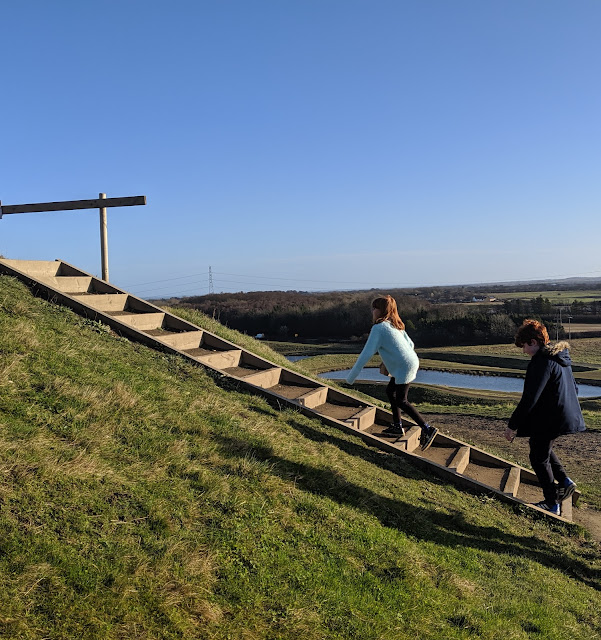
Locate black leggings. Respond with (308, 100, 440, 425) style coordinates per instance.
(386, 378, 427, 428)
(529, 435, 568, 505)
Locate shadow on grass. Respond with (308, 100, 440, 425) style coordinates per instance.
(248, 405, 279, 418)
(213, 432, 601, 591)
(283, 416, 427, 481)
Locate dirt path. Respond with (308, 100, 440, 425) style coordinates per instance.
(428, 413, 601, 541)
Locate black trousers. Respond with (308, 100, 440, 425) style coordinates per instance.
(386, 378, 427, 428)
(529, 435, 568, 505)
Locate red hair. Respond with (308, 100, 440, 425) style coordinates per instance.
(372, 295, 405, 331)
(514, 319, 550, 348)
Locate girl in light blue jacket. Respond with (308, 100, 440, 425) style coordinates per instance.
(346, 295, 438, 450)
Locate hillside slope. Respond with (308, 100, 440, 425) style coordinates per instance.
(1, 274, 601, 639)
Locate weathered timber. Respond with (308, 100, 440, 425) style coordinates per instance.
(0, 195, 146, 215)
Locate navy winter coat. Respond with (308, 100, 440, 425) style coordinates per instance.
(509, 341, 586, 439)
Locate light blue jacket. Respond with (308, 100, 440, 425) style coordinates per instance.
(346, 321, 419, 385)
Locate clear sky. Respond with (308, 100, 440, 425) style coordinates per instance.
(1, 1, 600, 298)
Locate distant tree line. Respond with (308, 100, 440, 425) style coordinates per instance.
(174, 290, 425, 341)
(502, 296, 601, 323)
(502, 295, 555, 316)
(168, 289, 570, 346)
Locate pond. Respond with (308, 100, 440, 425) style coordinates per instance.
(317, 367, 601, 398)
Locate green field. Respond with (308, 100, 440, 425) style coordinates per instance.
(264, 340, 362, 356)
(420, 339, 601, 364)
(267, 338, 601, 366)
(419, 342, 601, 380)
(491, 289, 601, 303)
(3, 274, 601, 639)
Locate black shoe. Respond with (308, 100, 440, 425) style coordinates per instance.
(383, 423, 405, 436)
(557, 479, 576, 503)
(420, 426, 438, 451)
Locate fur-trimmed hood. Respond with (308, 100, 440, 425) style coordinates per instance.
(541, 341, 572, 367)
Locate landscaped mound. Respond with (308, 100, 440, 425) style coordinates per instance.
(1, 274, 600, 639)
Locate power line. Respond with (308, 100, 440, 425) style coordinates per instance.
(211, 271, 412, 285)
(131, 280, 207, 294)
(121, 272, 208, 288)
(121, 269, 425, 289)
(132, 283, 210, 297)
(121, 266, 601, 296)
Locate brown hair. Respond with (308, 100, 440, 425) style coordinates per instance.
(372, 295, 405, 331)
(514, 319, 550, 348)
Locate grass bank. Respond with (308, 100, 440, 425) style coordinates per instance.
(420, 339, 601, 368)
(264, 340, 362, 357)
(2, 275, 601, 639)
(296, 352, 529, 378)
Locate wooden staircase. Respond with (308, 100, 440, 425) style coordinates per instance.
(0, 258, 580, 522)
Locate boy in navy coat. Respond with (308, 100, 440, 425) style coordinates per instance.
(504, 319, 585, 516)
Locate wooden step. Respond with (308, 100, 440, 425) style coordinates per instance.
(393, 426, 422, 452)
(461, 451, 511, 492)
(242, 367, 283, 389)
(0, 259, 70, 278)
(219, 351, 281, 379)
(156, 330, 205, 350)
(109, 311, 165, 330)
(296, 387, 329, 409)
(196, 349, 242, 369)
(269, 382, 323, 400)
(72, 293, 128, 312)
(561, 496, 573, 521)
(502, 467, 520, 497)
(42, 276, 93, 293)
(447, 446, 470, 474)
(344, 406, 376, 431)
(265, 370, 325, 401)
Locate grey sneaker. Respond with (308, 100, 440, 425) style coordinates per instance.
(557, 478, 576, 503)
(420, 426, 438, 451)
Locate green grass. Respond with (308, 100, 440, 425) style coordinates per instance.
(2, 275, 601, 638)
(422, 339, 601, 367)
(491, 289, 601, 303)
(297, 352, 530, 378)
(419, 344, 601, 384)
(264, 340, 363, 356)
(269, 338, 601, 368)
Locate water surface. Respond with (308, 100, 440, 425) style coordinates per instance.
(318, 367, 601, 398)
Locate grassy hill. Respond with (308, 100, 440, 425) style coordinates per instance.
(1, 274, 601, 639)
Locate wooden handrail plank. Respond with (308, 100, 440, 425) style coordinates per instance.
(1, 195, 146, 214)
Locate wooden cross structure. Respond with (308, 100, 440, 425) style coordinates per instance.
(0, 194, 146, 282)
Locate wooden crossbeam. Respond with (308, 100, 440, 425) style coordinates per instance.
(0, 196, 146, 215)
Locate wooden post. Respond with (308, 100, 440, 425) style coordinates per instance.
(0, 194, 145, 279)
(99, 193, 109, 282)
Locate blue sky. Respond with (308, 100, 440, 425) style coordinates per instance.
(1, 1, 599, 298)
